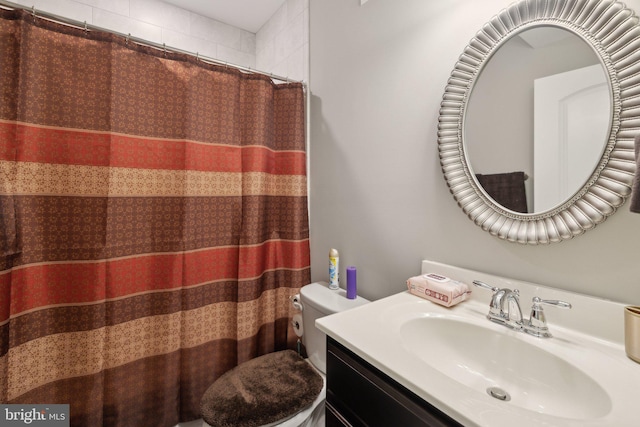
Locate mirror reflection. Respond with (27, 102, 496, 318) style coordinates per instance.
(464, 26, 610, 214)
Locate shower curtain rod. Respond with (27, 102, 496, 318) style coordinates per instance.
(0, 0, 304, 85)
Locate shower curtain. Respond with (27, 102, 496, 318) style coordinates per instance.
(0, 9, 310, 427)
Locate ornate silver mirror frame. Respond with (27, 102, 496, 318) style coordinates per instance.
(438, 0, 639, 244)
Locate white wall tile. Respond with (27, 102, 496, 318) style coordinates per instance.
(302, 41, 309, 82)
(189, 13, 216, 41)
(286, 44, 306, 82)
(256, 37, 275, 71)
(12, 0, 306, 82)
(190, 14, 255, 55)
(257, 3, 287, 43)
(256, 0, 308, 82)
(17, 0, 93, 24)
(216, 45, 255, 69)
(130, 0, 190, 34)
(161, 28, 217, 59)
(93, 8, 162, 43)
(287, 0, 305, 23)
(285, 13, 304, 56)
(269, 59, 288, 80)
(255, 26, 270, 55)
(303, 8, 309, 44)
(238, 31, 256, 56)
(75, 0, 129, 16)
(273, 30, 289, 67)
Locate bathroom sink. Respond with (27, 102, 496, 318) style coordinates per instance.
(399, 315, 611, 420)
(316, 261, 640, 427)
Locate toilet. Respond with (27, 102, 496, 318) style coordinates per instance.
(200, 282, 369, 427)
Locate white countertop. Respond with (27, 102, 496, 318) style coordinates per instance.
(316, 260, 640, 427)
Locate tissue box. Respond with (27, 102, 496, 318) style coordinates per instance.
(406, 273, 470, 307)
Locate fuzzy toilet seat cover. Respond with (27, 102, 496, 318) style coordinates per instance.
(200, 350, 323, 427)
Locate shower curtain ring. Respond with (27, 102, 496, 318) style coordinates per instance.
(31, 6, 36, 21)
(196, 52, 199, 62)
(84, 21, 88, 35)
(126, 33, 130, 45)
(163, 43, 167, 57)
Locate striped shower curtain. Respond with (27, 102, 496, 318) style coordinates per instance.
(0, 9, 310, 427)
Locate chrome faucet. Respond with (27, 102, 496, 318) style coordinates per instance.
(525, 297, 572, 338)
(503, 289, 524, 329)
(471, 280, 502, 319)
(472, 281, 522, 329)
(473, 280, 571, 338)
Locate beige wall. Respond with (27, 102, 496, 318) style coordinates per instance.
(309, 0, 640, 304)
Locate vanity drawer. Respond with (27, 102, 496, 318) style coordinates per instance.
(326, 338, 462, 427)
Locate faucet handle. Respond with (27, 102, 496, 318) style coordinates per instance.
(472, 280, 499, 292)
(525, 296, 572, 338)
(473, 280, 503, 318)
(532, 297, 572, 309)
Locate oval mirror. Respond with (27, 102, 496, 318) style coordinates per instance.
(465, 26, 610, 214)
(438, 0, 639, 244)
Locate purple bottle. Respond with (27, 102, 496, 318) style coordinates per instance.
(346, 266, 357, 299)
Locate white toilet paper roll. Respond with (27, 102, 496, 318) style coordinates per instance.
(292, 313, 303, 337)
(291, 294, 303, 311)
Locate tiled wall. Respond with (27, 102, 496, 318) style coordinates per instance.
(256, 0, 309, 82)
(13, 0, 309, 82)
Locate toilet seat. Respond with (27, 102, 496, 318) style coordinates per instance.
(202, 378, 325, 427)
(260, 367, 326, 427)
(201, 282, 367, 427)
(201, 353, 325, 427)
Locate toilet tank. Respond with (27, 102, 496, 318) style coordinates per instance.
(300, 282, 369, 374)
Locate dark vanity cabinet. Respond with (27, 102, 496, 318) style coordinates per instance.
(326, 337, 463, 427)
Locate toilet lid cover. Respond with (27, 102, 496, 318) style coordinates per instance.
(200, 350, 323, 427)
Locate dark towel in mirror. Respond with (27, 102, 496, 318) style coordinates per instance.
(476, 171, 528, 213)
(630, 134, 640, 213)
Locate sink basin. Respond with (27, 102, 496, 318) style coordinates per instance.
(316, 261, 640, 427)
(400, 315, 611, 420)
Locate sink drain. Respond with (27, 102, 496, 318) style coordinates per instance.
(487, 386, 511, 401)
